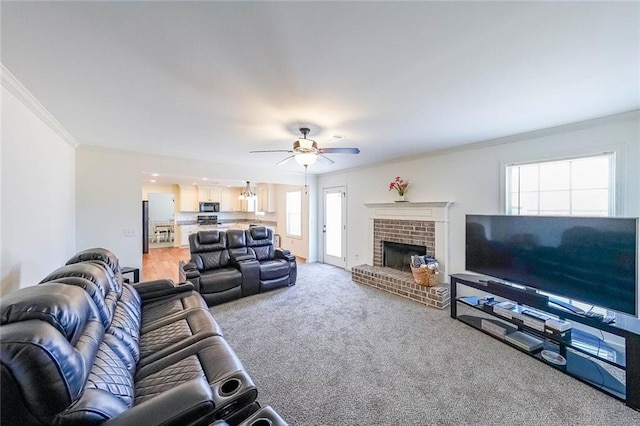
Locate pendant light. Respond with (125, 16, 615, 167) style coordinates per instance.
(238, 181, 256, 200)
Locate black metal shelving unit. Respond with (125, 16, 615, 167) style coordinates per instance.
(451, 273, 640, 411)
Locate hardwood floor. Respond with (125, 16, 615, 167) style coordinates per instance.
(142, 246, 307, 283)
(142, 247, 190, 282)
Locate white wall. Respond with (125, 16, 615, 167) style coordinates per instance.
(317, 112, 640, 277)
(76, 146, 308, 276)
(142, 183, 176, 200)
(1, 83, 76, 295)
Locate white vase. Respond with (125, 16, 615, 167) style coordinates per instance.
(397, 194, 406, 202)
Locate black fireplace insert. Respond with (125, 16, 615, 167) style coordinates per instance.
(383, 241, 426, 272)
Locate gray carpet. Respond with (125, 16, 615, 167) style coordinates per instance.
(211, 263, 640, 425)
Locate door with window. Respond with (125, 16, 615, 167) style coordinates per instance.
(323, 186, 346, 268)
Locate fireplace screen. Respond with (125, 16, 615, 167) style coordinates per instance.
(383, 241, 426, 272)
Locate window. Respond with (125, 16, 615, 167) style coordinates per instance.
(286, 190, 302, 237)
(506, 153, 615, 216)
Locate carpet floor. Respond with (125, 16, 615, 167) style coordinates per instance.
(211, 263, 640, 425)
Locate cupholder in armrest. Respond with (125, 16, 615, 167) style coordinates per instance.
(239, 405, 288, 426)
(250, 419, 272, 426)
(219, 377, 242, 397)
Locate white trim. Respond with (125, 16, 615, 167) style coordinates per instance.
(1, 64, 79, 148)
(321, 110, 640, 178)
(364, 201, 452, 209)
(501, 146, 625, 216)
(322, 185, 347, 268)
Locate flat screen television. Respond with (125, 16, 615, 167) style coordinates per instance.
(466, 215, 638, 316)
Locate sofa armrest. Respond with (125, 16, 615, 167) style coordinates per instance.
(133, 279, 195, 301)
(232, 253, 256, 263)
(275, 248, 296, 262)
(181, 261, 201, 279)
(238, 405, 288, 426)
(178, 260, 201, 292)
(237, 259, 260, 297)
(104, 378, 214, 426)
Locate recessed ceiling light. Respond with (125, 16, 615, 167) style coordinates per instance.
(151, 173, 159, 177)
(202, 177, 208, 181)
(326, 135, 344, 144)
(150, 179, 156, 183)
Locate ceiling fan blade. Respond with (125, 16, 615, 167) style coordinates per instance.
(318, 147, 360, 154)
(318, 154, 335, 165)
(275, 155, 295, 166)
(249, 149, 293, 153)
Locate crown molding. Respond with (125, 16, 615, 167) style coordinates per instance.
(1, 64, 79, 148)
(321, 109, 640, 178)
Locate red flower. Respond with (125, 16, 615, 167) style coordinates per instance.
(389, 177, 409, 195)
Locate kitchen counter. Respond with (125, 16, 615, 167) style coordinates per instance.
(176, 221, 277, 247)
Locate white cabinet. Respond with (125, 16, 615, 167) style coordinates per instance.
(177, 185, 198, 212)
(180, 225, 199, 247)
(256, 183, 277, 212)
(198, 186, 221, 202)
(220, 187, 243, 212)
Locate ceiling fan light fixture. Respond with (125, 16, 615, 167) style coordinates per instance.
(297, 138, 315, 150)
(238, 181, 256, 199)
(295, 153, 318, 166)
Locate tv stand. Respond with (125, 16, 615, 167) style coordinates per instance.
(450, 273, 640, 412)
(548, 298, 586, 316)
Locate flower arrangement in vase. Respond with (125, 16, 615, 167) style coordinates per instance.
(389, 176, 409, 201)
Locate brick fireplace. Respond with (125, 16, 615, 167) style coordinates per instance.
(352, 202, 452, 309)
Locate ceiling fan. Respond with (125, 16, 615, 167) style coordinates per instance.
(250, 127, 360, 167)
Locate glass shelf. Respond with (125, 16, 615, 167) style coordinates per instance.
(456, 301, 626, 400)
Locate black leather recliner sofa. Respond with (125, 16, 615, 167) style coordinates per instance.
(0, 248, 287, 425)
(182, 226, 296, 306)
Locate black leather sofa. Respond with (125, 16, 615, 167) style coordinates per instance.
(0, 248, 287, 425)
(181, 227, 297, 306)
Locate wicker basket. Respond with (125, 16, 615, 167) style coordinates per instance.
(410, 265, 439, 287)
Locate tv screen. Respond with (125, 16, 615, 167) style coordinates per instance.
(466, 215, 638, 316)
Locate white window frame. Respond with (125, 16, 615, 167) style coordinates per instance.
(503, 152, 616, 217)
(285, 190, 302, 238)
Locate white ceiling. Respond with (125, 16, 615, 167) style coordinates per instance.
(2, 1, 638, 177)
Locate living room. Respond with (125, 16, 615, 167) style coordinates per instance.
(2, 1, 640, 425)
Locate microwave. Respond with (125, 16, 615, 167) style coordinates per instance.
(199, 202, 220, 212)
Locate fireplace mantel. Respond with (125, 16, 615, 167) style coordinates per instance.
(363, 200, 453, 280)
(364, 201, 452, 208)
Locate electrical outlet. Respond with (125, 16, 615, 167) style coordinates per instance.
(124, 229, 136, 237)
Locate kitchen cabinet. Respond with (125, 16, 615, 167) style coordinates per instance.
(177, 185, 198, 212)
(256, 183, 277, 212)
(180, 225, 199, 247)
(220, 187, 243, 212)
(198, 186, 221, 203)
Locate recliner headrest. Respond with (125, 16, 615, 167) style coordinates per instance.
(199, 230, 221, 245)
(190, 231, 227, 253)
(0, 284, 99, 344)
(40, 262, 118, 300)
(227, 229, 246, 248)
(67, 248, 120, 276)
(249, 226, 269, 240)
(41, 277, 113, 329)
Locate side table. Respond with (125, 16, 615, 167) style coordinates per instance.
(121, 266, 140, 284)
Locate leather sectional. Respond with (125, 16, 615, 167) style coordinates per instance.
(0, 247, 288, 425)
(181, 227, 297, 306)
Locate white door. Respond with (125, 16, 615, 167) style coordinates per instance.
(323, 186, 346, 268)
